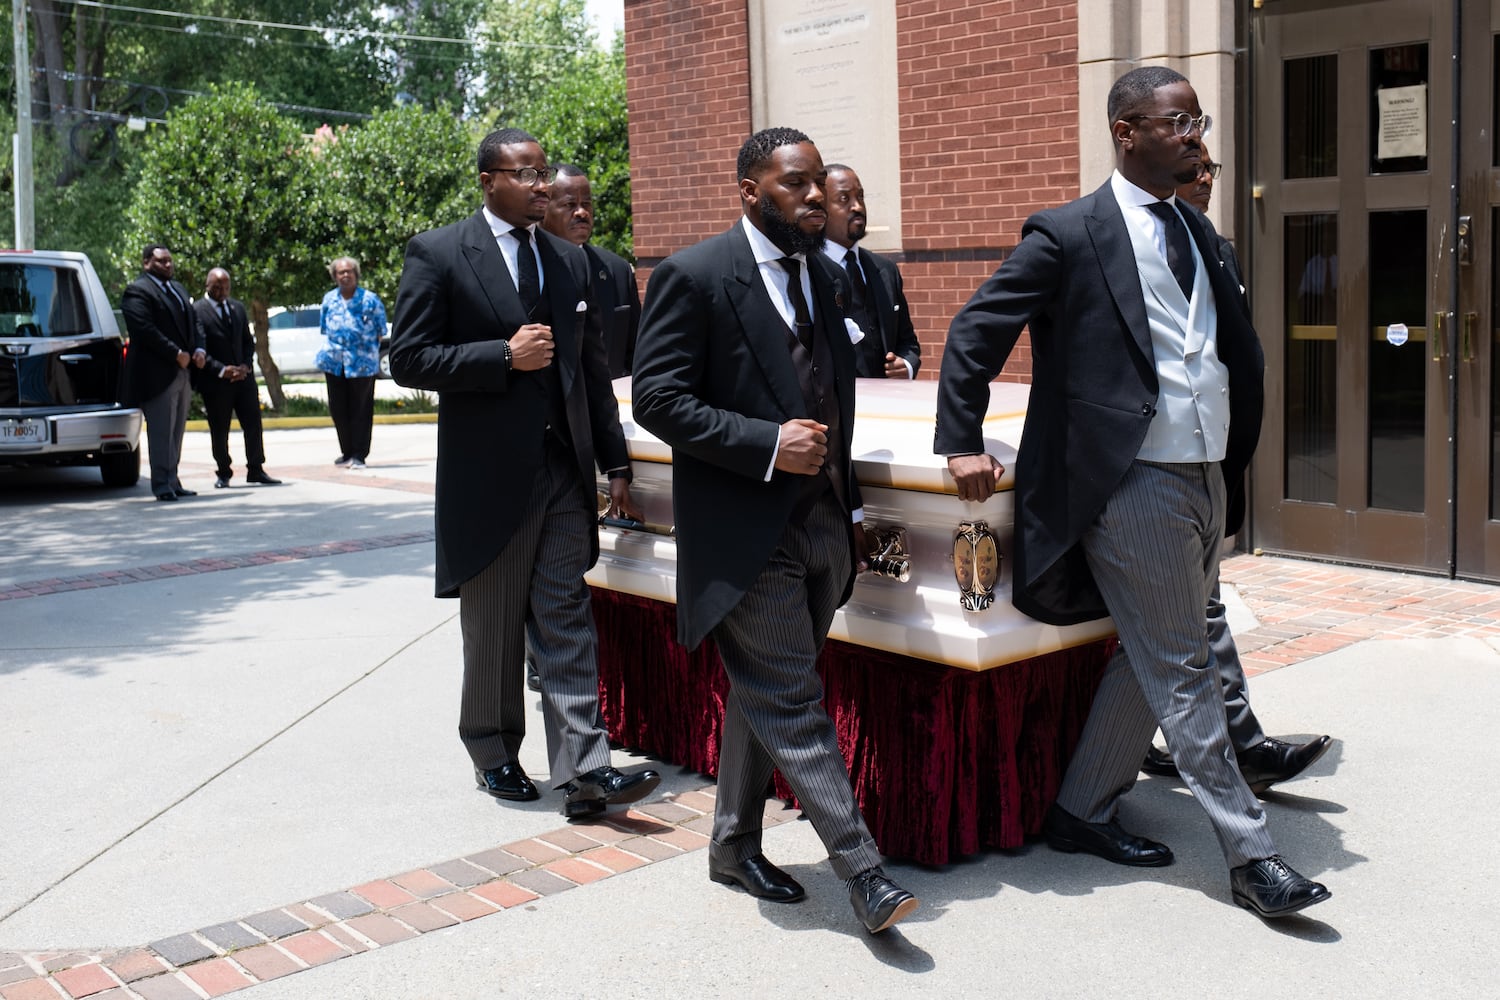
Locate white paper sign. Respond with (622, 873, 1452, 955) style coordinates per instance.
(1377, 85, 1427, 160)
(1386, 322, 1409, 347)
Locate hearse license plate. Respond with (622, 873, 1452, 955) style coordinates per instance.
(1, 419, 46, 445)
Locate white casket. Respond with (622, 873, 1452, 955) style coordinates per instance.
(589, 378, 1116, 670)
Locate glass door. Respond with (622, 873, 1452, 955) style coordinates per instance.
(1251, 0, 1459, 571)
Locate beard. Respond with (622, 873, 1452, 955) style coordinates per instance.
(760, 197, 825, 256)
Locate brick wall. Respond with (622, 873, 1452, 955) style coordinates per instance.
(625, 0, 752, 260)
(624, 0, 1080, 381)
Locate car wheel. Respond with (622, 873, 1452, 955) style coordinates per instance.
(100, 447, 141, 488)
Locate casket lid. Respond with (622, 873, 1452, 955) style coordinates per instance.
(614, 378, 1026, 495)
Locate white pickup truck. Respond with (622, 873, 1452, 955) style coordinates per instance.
(0, 249, 143, 487)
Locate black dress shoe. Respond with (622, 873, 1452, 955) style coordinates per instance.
(214, 476, 231, 489)
(709, 854, 806, 903)
(1230, 855, 1331, 918)
(155, 491, 178, 502)
(174, 487, 197, 497)
(525, 653, 541, 693)
(1238, 736, 1333, 794)
(247, 470, 282, 485)
(474, 763, 540, 802)
(848, 867, 919, 934)
(1043, 804, 1173, 867)
(1140, 745, 1180, 778)
(561, 765, 662, 818)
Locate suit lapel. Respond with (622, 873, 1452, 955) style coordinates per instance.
(459, 211, 530, 338)
(1083, 183, 1154, 366)
(810, 253, 854, 385)
(720, 226, 807, 419)
(857, 248, 892, 353)
(536, 231, 579, 399)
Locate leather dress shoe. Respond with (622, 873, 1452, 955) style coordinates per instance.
(709, 854, 806, 903)
(1043, 804, 1173, 867)
(474, 763, 540, 802)
(1230, 855, 1331, 918)
(155, 491, 178, 502)
(525, 654, 541, 693)
(174, 487, 197, 497)
(848, 867, 919, 934)
(247, 470, 282, 485)
(214, 476, 231, 489)
(1140, 745, 1179, 778)
(1238, 736, 1332, 794)
(561, 765, 661, 818)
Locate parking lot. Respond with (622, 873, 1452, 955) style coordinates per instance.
(1, 422, 1495, 999)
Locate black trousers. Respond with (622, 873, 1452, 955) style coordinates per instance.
(325, 373, 375, 461)
(202, 379, 266, 478)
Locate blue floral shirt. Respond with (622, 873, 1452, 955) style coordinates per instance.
(317, 286, 387, 378)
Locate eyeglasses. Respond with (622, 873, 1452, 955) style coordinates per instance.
(485, 166, 558, 186)
(1132, 112, 1213, 138)
(1200, 161, 1222, 180)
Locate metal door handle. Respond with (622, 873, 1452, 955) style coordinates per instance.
(1463, 312, 1478, 363)
(1433, 311, 1449, 361)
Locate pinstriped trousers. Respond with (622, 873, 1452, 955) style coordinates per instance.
(1055, 460, 1276, 868)
(457, 441, 612, 787)
(708, 492, 883, 881)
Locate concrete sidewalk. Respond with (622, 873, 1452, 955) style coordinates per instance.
(1, 423, 1494, 998)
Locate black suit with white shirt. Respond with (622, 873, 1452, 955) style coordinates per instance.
(192, 295, 266, 480)
(391, 208, 629, 787)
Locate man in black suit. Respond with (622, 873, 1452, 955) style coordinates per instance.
(633, 127, 919, 935)
(543, 164, 640, 378)
(391, 127, 660, 819)
(1139, 147, 1331, 788)
(819, 164, 921, 379)
(121, 244, 205, 502)
(193, 268, 281, 489)
(935, 68, 1330, 919)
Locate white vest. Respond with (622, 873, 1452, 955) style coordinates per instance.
(1124, 211, 1232, 463)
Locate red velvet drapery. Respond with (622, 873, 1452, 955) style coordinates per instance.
(592, 587, 1110, 866)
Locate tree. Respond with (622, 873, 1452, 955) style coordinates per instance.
(120, 84, 315, 409)
(476, 0, 596, 125)
(308, 106, 477, 300)
(525, 38, 631, 258)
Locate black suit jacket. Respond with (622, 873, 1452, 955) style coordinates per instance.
(191, 296, 254, 391)
(854, 247, 921, 378)
(390, 210, 628, 598)
(933, 180, 1265, 626)
(121, 274, 203, 405)
(632, 223, 862, 650)
(583, 243, 641, 378)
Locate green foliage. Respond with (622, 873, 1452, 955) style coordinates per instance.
(478, 0, 596, 125)
(526, 40, 632, 259)
(120, 83, 316, 308)
(308, 107, 478, 299)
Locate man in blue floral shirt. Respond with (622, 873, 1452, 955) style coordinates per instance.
(317, 255, 387, 469)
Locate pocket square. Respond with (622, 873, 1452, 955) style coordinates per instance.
(844, 318, 866, 344)
(576, 299, 588, 312)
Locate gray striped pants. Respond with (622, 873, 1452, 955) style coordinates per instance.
(708, 492, 883, 881)
(457, 443, 611, 787)
(1055, 460, 1276, 868)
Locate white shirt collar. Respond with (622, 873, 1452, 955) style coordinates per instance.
(483, 204, 535, 240)
(820, 240, 857, 269)
(740, 215, 802, 266)
(1111, 169, 1179, 211)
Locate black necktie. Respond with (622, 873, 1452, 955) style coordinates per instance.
(513, 228, 541, 317)
(780, 257, 814, 352)
(219, 302, 231, 326)
(1146, 201, 1194, 298)
(843, 249, 869, 312)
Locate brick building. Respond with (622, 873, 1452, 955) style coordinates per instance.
(621, 0, 1500, 580)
